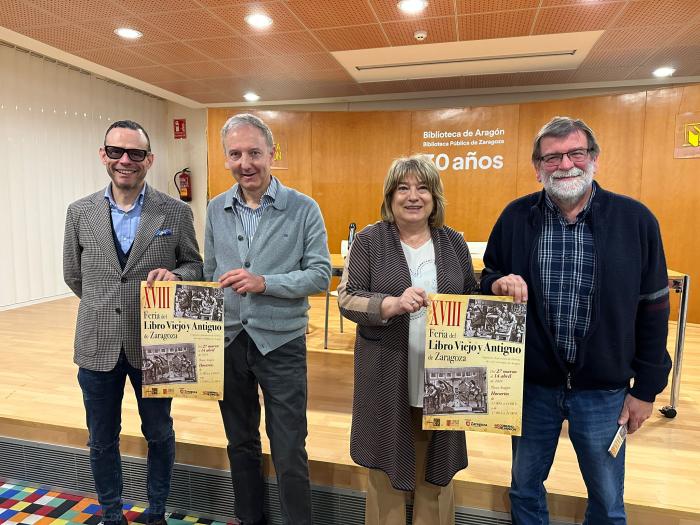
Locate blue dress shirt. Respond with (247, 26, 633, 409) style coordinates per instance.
(104, 183, 146, 253)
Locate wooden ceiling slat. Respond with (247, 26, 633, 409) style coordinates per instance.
(1, 0, 697, 104)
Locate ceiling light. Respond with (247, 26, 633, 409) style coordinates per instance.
(653, 66, 675, 78)
(244, 92, 260, 102)
(114, 27, 143, 40)
(245, 13, 273, 29)
(397, 0, 428, 14)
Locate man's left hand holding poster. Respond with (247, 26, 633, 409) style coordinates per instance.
(141, 281, 224, 400)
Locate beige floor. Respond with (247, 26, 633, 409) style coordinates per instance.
(0, 295, 698, 524)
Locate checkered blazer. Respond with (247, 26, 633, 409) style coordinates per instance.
(63, 185, 203, 371)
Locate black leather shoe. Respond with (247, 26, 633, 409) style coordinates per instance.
(104, 516, 127, 525)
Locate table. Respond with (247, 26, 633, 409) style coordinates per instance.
(325, 254, 346, 349)
(329, 255, 689, 416)
(330, 254, 485, 275)
(330, 253, 345, 277)
(661, 270, 690, 418)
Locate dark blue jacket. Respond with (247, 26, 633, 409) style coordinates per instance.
(480, 182, 671, 402)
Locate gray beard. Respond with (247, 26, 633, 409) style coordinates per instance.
(541, 162, 595, 207)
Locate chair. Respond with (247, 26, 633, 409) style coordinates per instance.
(466, 241, 487, 259)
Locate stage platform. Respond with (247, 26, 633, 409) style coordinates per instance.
(0, 296, 699, 524)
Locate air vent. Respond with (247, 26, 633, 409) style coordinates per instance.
(356, 50, 577, 71)
(0, 437, 576, 525)
(333, 32, 603, 83)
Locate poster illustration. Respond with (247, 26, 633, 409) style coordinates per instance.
(140, 281, 224, 400)
(423, 294, 526, 435)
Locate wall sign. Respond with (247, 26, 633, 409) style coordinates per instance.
(173, 118, 187, 139)
(420, 127, 507, 172)
(674, 112, 700, 158)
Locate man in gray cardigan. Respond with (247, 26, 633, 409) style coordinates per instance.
(204, 113, 331, 525)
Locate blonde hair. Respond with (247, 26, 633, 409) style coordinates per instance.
(380, 154, 446, 228)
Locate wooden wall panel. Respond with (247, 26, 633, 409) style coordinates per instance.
(206, 86, 700, 321)
(641, 86, 700, 322)
(411, 106, 520, 241)
(207, 109, 312, 200)
(311, 111, 413, 252)
(516, 93, 648, 199)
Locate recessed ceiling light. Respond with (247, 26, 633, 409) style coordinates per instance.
(653, 66, 676, 78)
(245, 13, 273, 29)
(114, 27, 143, 40)
(397, 0, 428, 14)
(244, 92, 260, 102)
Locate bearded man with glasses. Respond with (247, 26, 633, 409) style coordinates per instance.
(63, 120, 203, 525)
(480, 116, 671, 525)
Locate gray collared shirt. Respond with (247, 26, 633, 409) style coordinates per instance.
(231, 176, 279, 244)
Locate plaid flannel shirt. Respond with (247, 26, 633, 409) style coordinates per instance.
(538, 186, 597, 364)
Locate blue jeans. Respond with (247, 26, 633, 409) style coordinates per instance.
(78, 351, 175, 523)
(219, 331, 311, 525)
(510, 382, 627, 525)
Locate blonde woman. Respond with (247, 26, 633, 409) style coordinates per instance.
(338, 155, 478, 525)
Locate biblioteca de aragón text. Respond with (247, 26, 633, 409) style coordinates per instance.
(422, 128, 505, 171)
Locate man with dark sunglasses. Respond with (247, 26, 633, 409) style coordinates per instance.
(63, 120, 203, 525)
(481, 116, 671, 525)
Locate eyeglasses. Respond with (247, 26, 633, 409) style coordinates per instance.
(104, 145, 150, 162)
(538, 148, 592, 168)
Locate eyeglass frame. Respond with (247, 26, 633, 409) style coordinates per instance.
(103, 145, 151, 162)
(536, 148, 593, 167)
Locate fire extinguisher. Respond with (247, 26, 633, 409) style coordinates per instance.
(173, 168, 192, 202)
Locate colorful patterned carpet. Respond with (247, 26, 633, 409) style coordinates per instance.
(0, 482, 233, 525)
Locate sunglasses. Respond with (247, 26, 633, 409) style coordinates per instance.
(104, 145, 150, 162)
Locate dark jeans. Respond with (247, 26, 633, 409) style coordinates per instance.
(78, 352, 175, 523)
(219, 331, 311, 525)
(510, 382, 627, 525)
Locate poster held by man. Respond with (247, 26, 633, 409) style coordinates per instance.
(141, 281, 224, 400)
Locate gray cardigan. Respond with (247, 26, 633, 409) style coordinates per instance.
(204, 179, 331, 354)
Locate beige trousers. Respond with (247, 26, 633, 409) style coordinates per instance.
(364, 408, 455, 525)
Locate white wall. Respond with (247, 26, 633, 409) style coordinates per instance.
(164, 103, 208, 243)
(0, 44, 175, 308)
